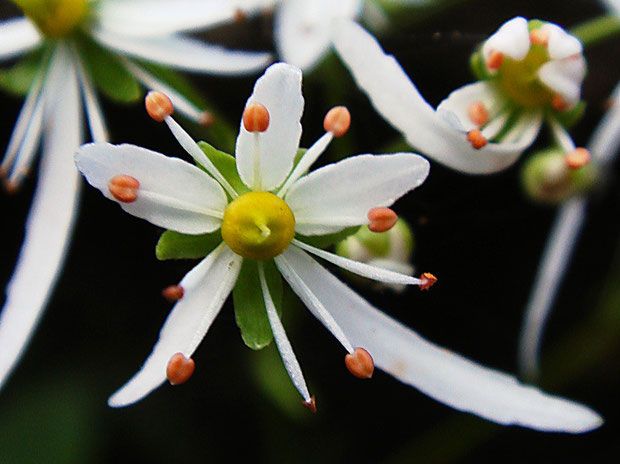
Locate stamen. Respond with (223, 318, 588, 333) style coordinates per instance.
(468, 101, 490, 126)
(162, 285, 184, 302)
(4, 178, 19, 194)
(233, 9, 247, 23)
(345, 347, 374, 379)
(302, 396, 317, 413)
(565, 148, 591, 169)
(199, 111, 215, 128)
(551, 93, 569, 112)
(323, 106, 351, 137)
(145, 91, 174, 122)
(367, 207, 398, 233)
(166, 353, 195, 385)
(419, 272, 437, 290)
(108, 175, 140, 203)
(529, 28, 549, 46)
(467, 130, 488, 149)
(485, 50, 504, 71)
(243, 103, 270, 132)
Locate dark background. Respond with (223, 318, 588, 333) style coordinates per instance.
(1, 0, 619, 462)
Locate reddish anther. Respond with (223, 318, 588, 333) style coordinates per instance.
(199, 111, 215, 127)
(323, 106, 351, 137)
(4, 178, 19, 194)
(468, 101, 489, 126)
(233, 9, 246, 23)
(345, 347, 374, 379)
(145, 91, 174, 122)
(529, 28, 549, 46)
(302, 395, 317, 413)
(166, 353, 195, 385)
(243, 103, 270, 132)
(419, 272, 437, 290)
(486, 50, 504, 70)
(565, 148, 591, 169)
(467, 130, 488, 149)
(108, 175, 139, 203)
(551, 93, 569, 112)
(367, 207, 398, 233)
(162, 285, 185, 302)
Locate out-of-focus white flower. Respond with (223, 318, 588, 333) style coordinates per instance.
(75, 63, 602, 433)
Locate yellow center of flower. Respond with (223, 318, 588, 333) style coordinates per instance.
(221, 191, 295, 260)
(13, 0, 89, 38)
(495, 42, 554, 108)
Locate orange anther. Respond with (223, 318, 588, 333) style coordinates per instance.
(162, 285, 184, 302)
(243, 103, 270, 132)
(199, 111, 215, 127)
(166, 353, 195, 385)
(345, 348, 374, 379)
(551, 93, 570, 112)
(468, 101, 489, 126)
(4, 178, 19, 194)
(529, 28, 549, 46)
(323, 106, 351, 137)
(467, 130, 487, 149)
(367, 207, 398, 233)
(108, 175, 139, 203)
(233, 9, 247, 23)
(419, 272, 437, 290)
(486, 50, 504, 70)
(565, 148, 591, 169)
(145, 91, 174, 122)
(302, 395, 317, 413)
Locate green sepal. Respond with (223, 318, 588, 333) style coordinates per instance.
(469, 49, 490, 81)
(0, 48, 46, 96)
(296, 226, 360, 249)
(75, 36, 141, 103)
(233, 260, 283, 350)
(197, 141, 249, 196)
(155, 230, 222, 260)
(527, 19, 546, 31)
(553, 101, 586, 129)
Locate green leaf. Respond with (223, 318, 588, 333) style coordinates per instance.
(0, 48, 46, 96)
(296, 226, 360, 249)
(76, 37, 141, 103)
(197, 141, 250, 196)
(156, 230, 222, 260)
(233, 260, 282, 350)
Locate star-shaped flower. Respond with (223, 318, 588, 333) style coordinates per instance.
(0, 0, 272, 390)
(332, 17, 587, 174)
(76, 63, 601, 432)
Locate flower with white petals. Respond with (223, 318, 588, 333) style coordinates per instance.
(75, 63, 602, 433)
(332, 18, 587, 174)
(0, 0, 272, 391)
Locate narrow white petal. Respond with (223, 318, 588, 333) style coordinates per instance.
(235, 63, 304, 190)
(436, 81, 503, 132)
(286, 153, 429, 236)
(482, 17, 530, 62)
(0, 56, 82, 390)
(275, 0, 362, 70)
(537, 56, 586, 105)
(275, 248, 353, 353)
(332, 21, 542, 174)
(75, 143, 228, 234)
(258, 262, 311, 402)
(73, 48, 109, 143)
(96, 0, 275, 37)
(542, 23, 583, 60)
(108, 245, 242, 407)
(93, 29, 271, 75)
(0, 17, 41, 60)
(498, 111, 544, 145)
(292, 239, 422, 286)
(589, 81, 620, 164)
(281, 246, 602, 432)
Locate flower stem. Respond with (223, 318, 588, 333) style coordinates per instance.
(570, 15, 620, 48)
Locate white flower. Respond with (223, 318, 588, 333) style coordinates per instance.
(76, 63, 602, 433)
(332, 18, 587, 174)
(0, 0, 272, 390)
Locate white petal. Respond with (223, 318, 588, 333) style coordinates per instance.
(280, 246, 603, 432)
(589, 81, 620, 164)
(258, 262, 311, 402)
(108, 245, 242, 407)
(275, 0, 362, 70)
(92, 29, 272, 75)
(542, 23, 583, 60)
(436, 81, 502, 132)
(537, 56, 586, 105)
(286, 153, 429, 236)
(482, 17, 530, 62)
(291, 239, 423, 286)
(96, 0, 275, 37)
(0, 55, 82, 390)
(75, 143, 228, 234)
(332, 21, 542, 174)
(235, 63, 304, 190)
(0, 17, 41, 61)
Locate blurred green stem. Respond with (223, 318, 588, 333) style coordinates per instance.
(571, 15, 620, 48)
